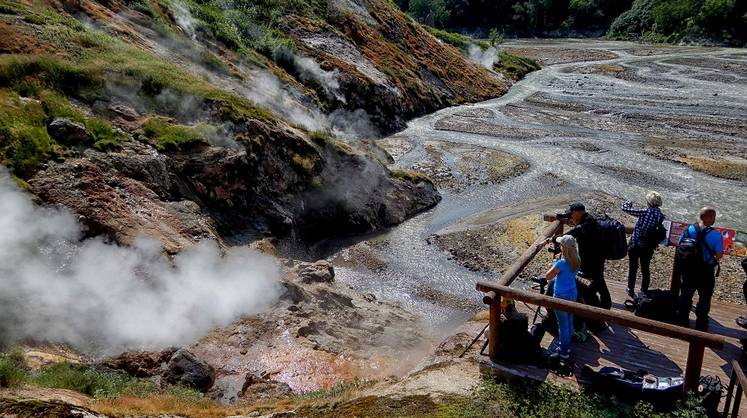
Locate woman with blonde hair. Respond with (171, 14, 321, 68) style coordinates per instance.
(541, 235, 580, 360)
(622, 191, 665, 298)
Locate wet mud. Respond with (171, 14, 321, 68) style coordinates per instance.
(331, 40, 747, 337)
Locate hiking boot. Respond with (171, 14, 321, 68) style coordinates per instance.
(627, 289, 635, 299)
(695, 321, 709, 332)
(736, 316, 747, 330)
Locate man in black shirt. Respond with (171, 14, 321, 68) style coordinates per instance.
(558, 203, 611, 310)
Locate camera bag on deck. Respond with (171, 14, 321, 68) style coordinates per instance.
(582, 366, 684, 408)
(595, 215, 628, 260)
(624, 289, 677, 323)
(496, 311, 542, 364)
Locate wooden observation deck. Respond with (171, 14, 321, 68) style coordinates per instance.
(471, 217, 747, 416)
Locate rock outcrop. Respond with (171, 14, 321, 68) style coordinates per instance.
(29, 133, 440, 251)
(298, 260, 335, 283)
(47, 118, 93, 147)
(162, 349, 215, 392)
(103, 348, 176, 378)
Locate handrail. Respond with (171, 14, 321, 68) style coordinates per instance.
(722, 360, 747, 418)
(476, 282, 725, 392)
(498, 220, 563, 287)
(477, 283, 724, 348)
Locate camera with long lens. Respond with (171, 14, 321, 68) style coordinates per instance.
(530, 275, 548, 288)
(555, 212, 572, 220)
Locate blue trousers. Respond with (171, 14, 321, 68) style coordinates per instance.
(555, 289, 577, 355)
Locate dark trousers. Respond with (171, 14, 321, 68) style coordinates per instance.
(677, 267, 716, 328)
(627, 244, 654, 294)
(582, 258, 611, 310)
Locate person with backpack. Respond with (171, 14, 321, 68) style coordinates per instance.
(557, 203, 611, 310)
(675, 207, 723, 330)
(622, 191, 666, 298)
(540, 235, 580, 360)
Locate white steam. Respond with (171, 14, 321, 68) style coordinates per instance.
(468, 44, 499, 69)
(0, 169, 281, 354)
(173, 2, 198, 41)
(293, 56, 345, 103)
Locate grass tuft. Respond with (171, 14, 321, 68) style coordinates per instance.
(141, 116, 214, 151)
(0, 348, 29, 388)
(497, 51, 540, 79)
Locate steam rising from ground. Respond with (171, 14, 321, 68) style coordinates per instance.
(468, 44, 499, 69)
(0, 169, 281, 354)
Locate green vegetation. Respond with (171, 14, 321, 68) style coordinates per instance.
(498, 51, 541, 77)
(391, 168, 433, 184)
(0, 87, 126, 177)
(609, 0, 746, 45)
(309, 130, 333, 145)
(432, 376, 708, 417)
(0, 2, 285, 176)
(30, 363, 160, 399)
(424, 26, 490, 51)
(0, 348, 28, 388)
(142, 117, 216, 151)
(396, 0, 746, 45)
(296, 373, 709, 417)
(398, 0, 634, 35)
(0, 349, 203, 402)
(179, 0, 327, 63)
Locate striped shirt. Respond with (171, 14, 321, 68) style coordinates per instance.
(621, 201, 664, 246)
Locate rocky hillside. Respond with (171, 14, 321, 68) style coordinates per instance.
(0, 0, 517, 249)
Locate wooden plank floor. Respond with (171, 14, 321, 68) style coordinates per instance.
(468, 277, 747, 416)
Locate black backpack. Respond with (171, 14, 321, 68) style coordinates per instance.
(676, 224, 717, 274)
(596, 215, 628, 260)
(640, 217, 667, 249)
(625, 289, 677, 323)
(697, 375, 722, 417)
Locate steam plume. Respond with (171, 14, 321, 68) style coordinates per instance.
(468, 44, 499, 69)
(0, 168, 281, 354)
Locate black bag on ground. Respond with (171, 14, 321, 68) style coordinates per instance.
(581, 366, 684, 408)
(596, 215, 628, 260)
(697, 375, 722, 417)
(625, 289, 678, 323)
(497, 311, 542, 364)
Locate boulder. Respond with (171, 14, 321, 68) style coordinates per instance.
(103, 348, 176, 378)
(163, 349, 215, 392)
(298, 260, 335, 283)
(240, 373, 293, 401)
(47, 118, 93, 146)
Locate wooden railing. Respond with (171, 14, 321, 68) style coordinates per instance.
(476, 283, 725, 392)
(476, 214, 725, 393)
(722, 360, 747, 418)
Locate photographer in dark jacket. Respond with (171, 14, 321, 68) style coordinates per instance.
(555, 203, 611, 310)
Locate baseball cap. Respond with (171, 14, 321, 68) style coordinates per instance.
(568, 203, 585, 212)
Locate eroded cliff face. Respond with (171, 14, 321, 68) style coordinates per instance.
(0, 0, 509, 249)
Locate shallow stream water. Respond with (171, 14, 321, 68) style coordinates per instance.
(333, 40, 747, 334)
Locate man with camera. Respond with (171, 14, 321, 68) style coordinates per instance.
(552, 203, 611, 310)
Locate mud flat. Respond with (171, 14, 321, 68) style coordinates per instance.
(333, 40, 747, 338)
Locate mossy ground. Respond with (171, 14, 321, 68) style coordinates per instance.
(497, 51, 541, 80)
(1, 347, 709, 418)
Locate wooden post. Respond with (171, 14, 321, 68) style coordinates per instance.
(488, 294, 502, 360)
(684, 341, 705, 392)
(731, 387, 743, 418)
(723, 368, 736, 418)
